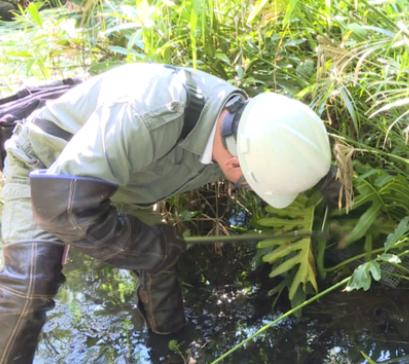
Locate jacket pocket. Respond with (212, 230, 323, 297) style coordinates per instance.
(141, 101, 184, 131)
(4, 124, 42, 174)
(1, 182, 35, 243)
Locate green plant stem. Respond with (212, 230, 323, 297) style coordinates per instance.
(210, 277, 350, 364)
(326, 240, 409, 273)
(184, 231, 316, 245)
(325, 247, 385, 273)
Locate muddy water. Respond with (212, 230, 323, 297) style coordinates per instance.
(34, 246, 409, 364)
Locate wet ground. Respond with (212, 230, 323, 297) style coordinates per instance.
(34, 246, 409, 364)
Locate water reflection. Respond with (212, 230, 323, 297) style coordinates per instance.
(34, 248, 409, 364)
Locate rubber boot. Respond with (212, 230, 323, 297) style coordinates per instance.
(0, 241, 65, 364)
(137, 268, 186, 335)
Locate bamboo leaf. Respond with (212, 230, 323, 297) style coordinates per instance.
(345, 201, 382, 245)
(26, 2, 43, 27)
(339, 87, 359, 135)
(384, 216, 409, 251)
(247, 0, 269, 24)
(283, 0, 300, 27)
(369, 97, 409, 118)
(102, 22, 140, 36)
(6, 50, 32, 57)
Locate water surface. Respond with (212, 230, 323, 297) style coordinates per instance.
(34, 247, 409, 364)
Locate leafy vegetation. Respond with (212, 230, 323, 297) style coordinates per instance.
(256, 193, 321, 305)
(1, 0, 408, 361)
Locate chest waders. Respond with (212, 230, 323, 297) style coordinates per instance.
(0, 67, 206, 363)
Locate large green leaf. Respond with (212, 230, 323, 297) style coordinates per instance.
(257, 193, 321, 301)
(263, 236, 318, 299)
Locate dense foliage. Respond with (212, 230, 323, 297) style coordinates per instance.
(1, 0, 408, 337)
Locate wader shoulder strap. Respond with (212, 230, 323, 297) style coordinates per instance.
(179, 69, 206, 141)
(164, 64, 206, 143)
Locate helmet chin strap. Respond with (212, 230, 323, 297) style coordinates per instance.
(221, 96, 248, 156)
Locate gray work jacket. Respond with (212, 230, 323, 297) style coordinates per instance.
(27, 63, 246, 207)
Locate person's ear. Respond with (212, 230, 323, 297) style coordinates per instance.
(222, 156, 243, 183)
(224, 156, 240, 169)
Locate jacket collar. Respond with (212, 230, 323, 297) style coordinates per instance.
(178, 84, 247, 156)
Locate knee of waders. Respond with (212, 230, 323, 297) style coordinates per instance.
(0, 242, 66, 298)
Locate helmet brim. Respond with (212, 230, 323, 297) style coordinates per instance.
(258, 191, 298, 209)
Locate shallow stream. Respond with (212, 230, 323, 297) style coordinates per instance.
(34, 246, 409, 364)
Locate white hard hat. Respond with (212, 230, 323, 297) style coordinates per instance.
(235, 92, 331, 208)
